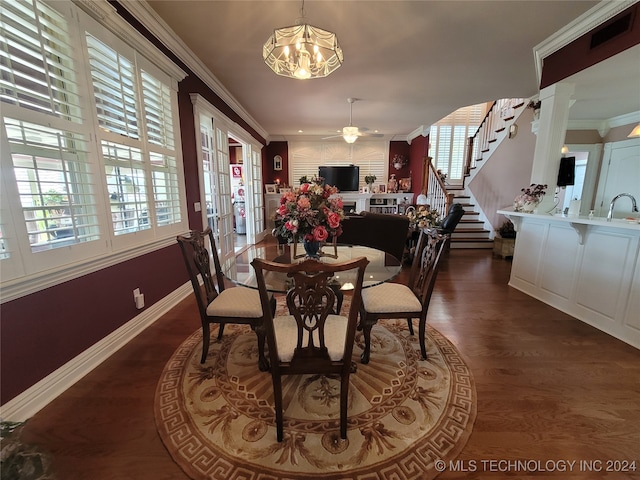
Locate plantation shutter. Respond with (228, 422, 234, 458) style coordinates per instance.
(1, 0, 100, 264)
(86, 34, 139, 139)
(0, 0, 82, 123)
(429, 104, 485, 182)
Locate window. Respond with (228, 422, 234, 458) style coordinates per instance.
(0, 0, 185, 292)
(6, 118, 100, 250)
(429, 104, 486, 182)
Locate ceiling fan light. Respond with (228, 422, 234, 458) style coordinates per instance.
(342, 126, 359, 143)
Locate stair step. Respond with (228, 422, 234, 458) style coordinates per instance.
(450, 240, 494, 249)
(452, 230, 491, 239)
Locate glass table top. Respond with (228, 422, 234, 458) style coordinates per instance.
(222, 243, 402, 293)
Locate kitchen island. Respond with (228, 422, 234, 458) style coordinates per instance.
(498, 208, 640, 349)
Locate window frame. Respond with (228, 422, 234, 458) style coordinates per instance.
(0, 0, 187, 302)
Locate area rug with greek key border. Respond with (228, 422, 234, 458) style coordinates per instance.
(154, 306, 476, 480)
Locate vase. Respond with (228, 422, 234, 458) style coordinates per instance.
(303, 239, 321, 259)
(514, 200, 540, 213)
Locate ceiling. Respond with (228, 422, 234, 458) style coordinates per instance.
(145, 1, 639, 142)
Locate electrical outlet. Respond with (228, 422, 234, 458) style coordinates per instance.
(133, 288, 140, 300)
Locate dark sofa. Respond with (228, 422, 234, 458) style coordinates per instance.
(338, 211, 410, 262)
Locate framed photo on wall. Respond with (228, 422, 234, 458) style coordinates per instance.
(273, 155, 283, 171)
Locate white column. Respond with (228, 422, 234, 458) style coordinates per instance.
(531, 83, 575, 213)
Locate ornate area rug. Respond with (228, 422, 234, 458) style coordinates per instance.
(155, 304, 476, 480)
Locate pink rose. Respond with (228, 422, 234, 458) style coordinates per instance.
(327, 211, 341, 229)
(312, 225, 328, 242)
(277, 204, 288, 216)
(300, 183, 309, 193)
(285, 220, 298, 233)
(297, 197, 311, 209)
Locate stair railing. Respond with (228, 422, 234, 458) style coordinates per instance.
(423, 157, 454, 216)
(464, 98, 525, 176)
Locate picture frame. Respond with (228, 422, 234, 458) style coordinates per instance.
(279, 187, 291, 194)
(265, 184, 277, 194)
(399, 177, 412, 192)
(273, 155, 283, 171)
(377, 183, 387, 194)
(360, 185, 370, 193)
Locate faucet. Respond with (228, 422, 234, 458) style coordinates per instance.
(607, 193, 639, 221)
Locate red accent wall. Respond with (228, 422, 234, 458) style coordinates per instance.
(389, 141, 411, 186)
(541, 3, 640, 88)
(409, 135, 430, 203)
(263, 142, 289, 186)
(0, 246, 186, 404)
(0, 2, 268, 406)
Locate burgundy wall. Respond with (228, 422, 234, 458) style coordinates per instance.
(263, 142, 289, 186)
(388, 141, 412, 188)
(0, 246, 186, 404)
(541, 3, 640, 88)
(409, 135, 430, 203)
(0, 1, 268, 406)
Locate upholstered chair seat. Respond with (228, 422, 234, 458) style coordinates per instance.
(361, 283, 422, 313)
(205, 288, 264, 317)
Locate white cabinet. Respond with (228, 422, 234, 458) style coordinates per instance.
(499, 209, 640, 350)
(368, 193, 412, 215)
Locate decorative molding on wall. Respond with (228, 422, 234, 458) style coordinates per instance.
(0, 236, 178, 304)
(117, 0, 268, 140)
(533, 0, 637, 84)
(73, 0, 186, 81)
(566, 110, 640, 136)
(1, 284, 193, 421)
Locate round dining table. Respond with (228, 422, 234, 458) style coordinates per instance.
(222, 242, 403, 294)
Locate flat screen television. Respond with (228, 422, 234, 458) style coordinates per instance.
(557, 156, 576, 186)
(318, 165, 360, 192)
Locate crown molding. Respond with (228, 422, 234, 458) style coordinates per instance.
(72, 0, 186, 82)
(407, 125, 431, 144)
(566, 110, 640, 136)
(118, 0, 269, 141)
(533, 0, 638, 84)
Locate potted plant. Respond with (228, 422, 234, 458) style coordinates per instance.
(514, 183, 547, 212)
(494, 220, 516, 258)
(364, 174, 376, 189)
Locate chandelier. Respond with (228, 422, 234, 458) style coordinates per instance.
(263, 1, 343, 80)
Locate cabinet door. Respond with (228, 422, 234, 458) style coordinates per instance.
(595, 138, 640, 218)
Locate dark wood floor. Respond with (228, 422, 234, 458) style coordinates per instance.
(20, 240, 640, 479)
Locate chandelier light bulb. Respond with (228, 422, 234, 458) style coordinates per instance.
(263, 4, 343, 80)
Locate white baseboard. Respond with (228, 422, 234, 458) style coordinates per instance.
(0, 283, 192, 422)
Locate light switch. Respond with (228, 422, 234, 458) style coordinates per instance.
(194, 202, 201, 212)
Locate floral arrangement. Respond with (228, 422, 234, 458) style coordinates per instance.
(514, 183, 547, 212)
(497, 219, 516, 238)
(273, 176, 345, 243)
(364, 174, 377, 185)
(407, 205, 441, 229)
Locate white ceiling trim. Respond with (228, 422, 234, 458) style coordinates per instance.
(532, 0, 638, 85)
(119, 0, 269, 141)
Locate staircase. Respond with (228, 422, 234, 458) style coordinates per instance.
(444, 97, 528, 249)
(447, 186, 493, 249)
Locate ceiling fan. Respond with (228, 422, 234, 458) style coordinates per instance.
(323, 98, 383, 143)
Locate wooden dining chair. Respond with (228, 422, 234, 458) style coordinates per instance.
(358, 227, 447, 364)
(177, 227, 275, 370)
(251, 256, 369, 441)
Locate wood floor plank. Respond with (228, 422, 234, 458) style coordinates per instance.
(18, 242, 640, 479)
